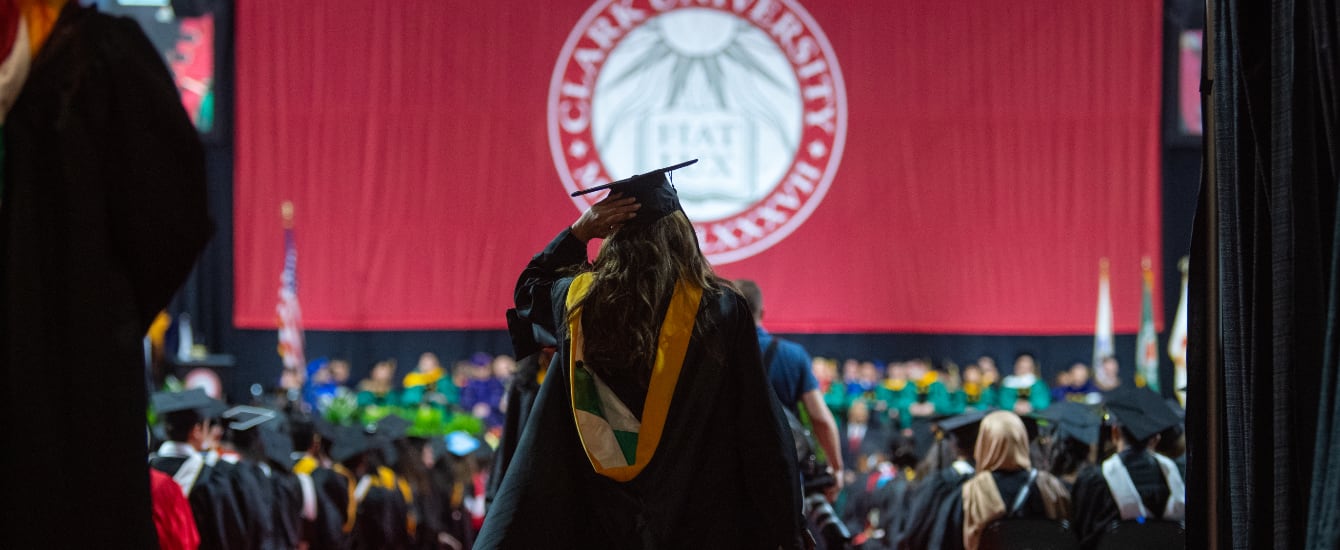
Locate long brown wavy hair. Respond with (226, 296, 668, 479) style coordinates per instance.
(568, 211, 722, 388)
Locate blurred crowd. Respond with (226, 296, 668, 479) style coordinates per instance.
(144, 348, 1182, 550)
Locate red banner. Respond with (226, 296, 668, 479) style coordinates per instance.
(234, 0, 1162, 334)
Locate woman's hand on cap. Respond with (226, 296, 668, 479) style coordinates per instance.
(571, 193, 640, 242)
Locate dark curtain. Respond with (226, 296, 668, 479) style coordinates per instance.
(1189, 0, 1339, 547)
(1302, 0, 1340, 547)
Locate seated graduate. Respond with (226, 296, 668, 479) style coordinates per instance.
(290, 416, 351, 550)
(149, 389, 246, 550)
(1032, 401, 1102, 489)
(1070, 387, 1185, 549)
(351, 415, 416, 550)
(220, 407, 309, 550)
(943, 411, 1071, 550)
(998, 353, 1052, 415)
(899, 409, 987, 550)
(476, 160, 806, 549)
(844, 432, 920, 549)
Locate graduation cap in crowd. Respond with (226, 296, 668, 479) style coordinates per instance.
(445, 431, 481, 457)
(570, 159, 697, 225)
(368, 414, 410, 441)
(1032, 401, 1102, 446)
(153, 388, 226, 418)
(364, 414, 411, 464)
(222, 406, 296, 468)
(222, 405, 277, 431)
(329, 425, 373, 464)
(935, 408, 990, 450)
(258, 425, 296, 470)
(1103, 387, 1184, 441)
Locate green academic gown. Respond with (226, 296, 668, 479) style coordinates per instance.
(477, 228, 805, 550)
(998, 379, 1051, 412)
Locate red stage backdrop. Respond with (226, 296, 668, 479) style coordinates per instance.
(235, 0, 1162, 334)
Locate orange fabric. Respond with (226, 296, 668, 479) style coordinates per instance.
(15, 0, 63, 55)
(150, 468, 201, 550)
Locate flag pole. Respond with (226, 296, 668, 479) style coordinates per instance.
(282, 201, 294, 228)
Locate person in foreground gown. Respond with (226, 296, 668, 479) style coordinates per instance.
(476, 159, 806, 549)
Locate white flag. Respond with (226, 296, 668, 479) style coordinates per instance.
(1093, 258, 1116, 387)
(1168, 257, 1188, 405)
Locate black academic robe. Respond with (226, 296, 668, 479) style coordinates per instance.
(229, 462, 278, 549)
(150, 456, 247, 550)
(867, 471, 915, 550)
(928, 469, 1061, 550)
(476, 228, 805, 550)
(486, 350, 547, 505)
(1070, 451, 1175, 549)
(0, 4, 211, 549)
(897, 465, 973, 550)
(352, 485, 413, 550)
(308, 467, 353, 550)
(219, 458, 306, 550)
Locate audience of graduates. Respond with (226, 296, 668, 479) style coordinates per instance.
(144, 349, 1181, 550)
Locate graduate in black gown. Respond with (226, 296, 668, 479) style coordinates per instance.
(931, 411, 1070, 550)
(291, 416, 350, 550)
(351, 415, 416, 549)
(149, 390, 247, 550)
(221, 407, 308, 550)
(476, 160, 805, 549)
(1, 3, 211, 547)
(1070, 388, 1185, 549)
(1031, 401, 1101, 490)
(898, 410, 987, 550)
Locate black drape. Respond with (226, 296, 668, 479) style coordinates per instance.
(1190, 0, 1339, 547)
(1303, 0, 1340, 547)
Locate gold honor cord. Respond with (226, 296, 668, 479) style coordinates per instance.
(565, 272, 702, 481)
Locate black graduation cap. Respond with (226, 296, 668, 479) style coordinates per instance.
(368, 415, 411, 441)
(1103, 387, 1183, 441)
(258, 424, 296, 470)
(329, 426, 373, 463)
(935, 409, 990, 445)
(313, 417, 342, 442)
(569, 159, 697, 225)
(1032, 401, 1102, 446)
(152, 388, 224, 416)
(222, 405, 278, 431)
(1165, 398, 1186, 420)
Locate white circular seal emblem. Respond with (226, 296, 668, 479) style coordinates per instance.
(548, 0, 847, 264)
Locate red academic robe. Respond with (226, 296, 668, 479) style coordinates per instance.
(151, 468, 202, 550)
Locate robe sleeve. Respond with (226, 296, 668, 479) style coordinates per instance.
(726, 292, 806, 549)
(102, 17, 213, 331)
(929, 382, 952, 415)
(1069, 465, 1118, 549)
(514, 228, 589, 333)
(1031, 380, 1052, 411)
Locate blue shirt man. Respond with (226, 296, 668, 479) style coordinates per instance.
(757, 326, 819, 415)
(735, 279, 845, 492)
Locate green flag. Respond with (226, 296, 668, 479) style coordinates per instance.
(1135, 257, 1160, 391)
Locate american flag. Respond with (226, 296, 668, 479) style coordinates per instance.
(276, 202, 305, 370)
